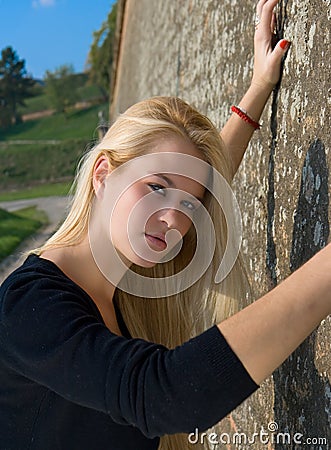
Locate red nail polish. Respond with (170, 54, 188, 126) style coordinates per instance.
(280, 39, 290, 50)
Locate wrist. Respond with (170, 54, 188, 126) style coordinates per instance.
(231, 105, 261, 130)
(227, 77, 276, 143)
(237, 81, 274, 122)
(250, 77, 275, 96)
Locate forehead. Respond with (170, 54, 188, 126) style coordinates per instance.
(151, 135, 204, 158)
(143, 136, 210, 189)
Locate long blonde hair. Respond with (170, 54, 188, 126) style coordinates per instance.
(36, 97, 251, 450)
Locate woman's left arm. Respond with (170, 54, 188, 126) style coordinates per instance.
(220, 0, 291, 177)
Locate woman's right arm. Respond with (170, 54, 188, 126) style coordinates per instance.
(218, 242, 331, 385)
(0, 269, 258, 438)
(2, 246, 329, 438)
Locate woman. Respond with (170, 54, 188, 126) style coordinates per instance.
(1, 1, 330, 449)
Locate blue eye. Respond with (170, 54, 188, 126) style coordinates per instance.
(148, 183, 166, 196)
(181, 200, 197, 212)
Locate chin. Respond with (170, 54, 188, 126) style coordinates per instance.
(116, 248, 155, 269)
(124, 244, 165, 269)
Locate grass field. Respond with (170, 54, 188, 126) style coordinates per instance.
(1, 103, 108, 141)
(0, 182, 71, 201)
(0, 139, 87, 191)
(0, 101, 108, 192)
(0, 206, 48, 261)
(0, 85, 107, 261)
(18, 83, 104, 115)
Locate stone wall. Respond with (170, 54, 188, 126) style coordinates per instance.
(110, 0, 330, 448)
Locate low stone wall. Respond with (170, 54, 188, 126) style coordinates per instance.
(110, 1, 331, 447)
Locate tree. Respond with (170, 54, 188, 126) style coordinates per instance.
(86, 2, 117, 100)
(44, 64, 80, 113)
(0, 46, 35, 128)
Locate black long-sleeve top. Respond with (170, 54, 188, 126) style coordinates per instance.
(0, 255, 259, 449)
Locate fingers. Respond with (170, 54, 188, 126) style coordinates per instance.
(256, 0, 279, 15)
(256, 0, 278, 17)
(256, 0, 267, 18)
(252, 37, 291, 87)
(276, 39, 291, 53)
(255, 0, 279, 36)
(270, 39, 291, 64)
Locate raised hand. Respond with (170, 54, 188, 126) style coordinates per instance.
(252, 0, 290, 89)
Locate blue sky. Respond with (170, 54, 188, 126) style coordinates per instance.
(0, 0, 115, 79)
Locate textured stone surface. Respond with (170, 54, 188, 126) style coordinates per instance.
(111, 0, 330, 447)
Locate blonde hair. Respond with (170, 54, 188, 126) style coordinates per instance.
(36, 97, 251, 450)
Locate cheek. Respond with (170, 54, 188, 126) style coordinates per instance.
(180, 214, 194, 236)
(111, 186, 149, 234)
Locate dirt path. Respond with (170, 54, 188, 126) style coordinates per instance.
(22, 109, 55, 121)
(0, 196, 69, 283)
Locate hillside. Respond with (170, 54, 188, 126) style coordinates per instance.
(0, 92, 108, 194)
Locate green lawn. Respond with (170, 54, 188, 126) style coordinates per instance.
(0, 182, 71, 201)
(0, 140, 85, 191)
(0, 206, 48, 261)
(1, 103, 108, 141)
(18, 84, 105, 116)
(0, 103, 109, 191)
(19, 93, 50, 114)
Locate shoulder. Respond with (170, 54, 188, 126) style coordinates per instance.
(0, 254, 109, 376)
(0, 254, 102, 328)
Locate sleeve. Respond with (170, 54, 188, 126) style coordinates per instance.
(0, 278, 259, 439)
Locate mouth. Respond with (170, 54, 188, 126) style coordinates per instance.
(144, 233, 167, 251)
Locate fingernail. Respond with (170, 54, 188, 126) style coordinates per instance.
(280, 39, 290, 50)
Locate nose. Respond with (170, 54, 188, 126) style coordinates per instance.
(158, 207, 188, 232)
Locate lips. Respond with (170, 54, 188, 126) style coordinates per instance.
(147, 232, 166, 242)
(144, 233, 167, 250)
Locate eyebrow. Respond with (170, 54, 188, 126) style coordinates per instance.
(151, 172, 204, 202)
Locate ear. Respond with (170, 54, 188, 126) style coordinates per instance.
(92, 155, 111, 199)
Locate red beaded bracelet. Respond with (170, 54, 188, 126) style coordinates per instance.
(231, 105, 261, 130)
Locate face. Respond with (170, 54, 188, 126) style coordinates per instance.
(105, 137, 208, 268)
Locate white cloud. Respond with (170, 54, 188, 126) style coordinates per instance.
(32, 0, 55, 8)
